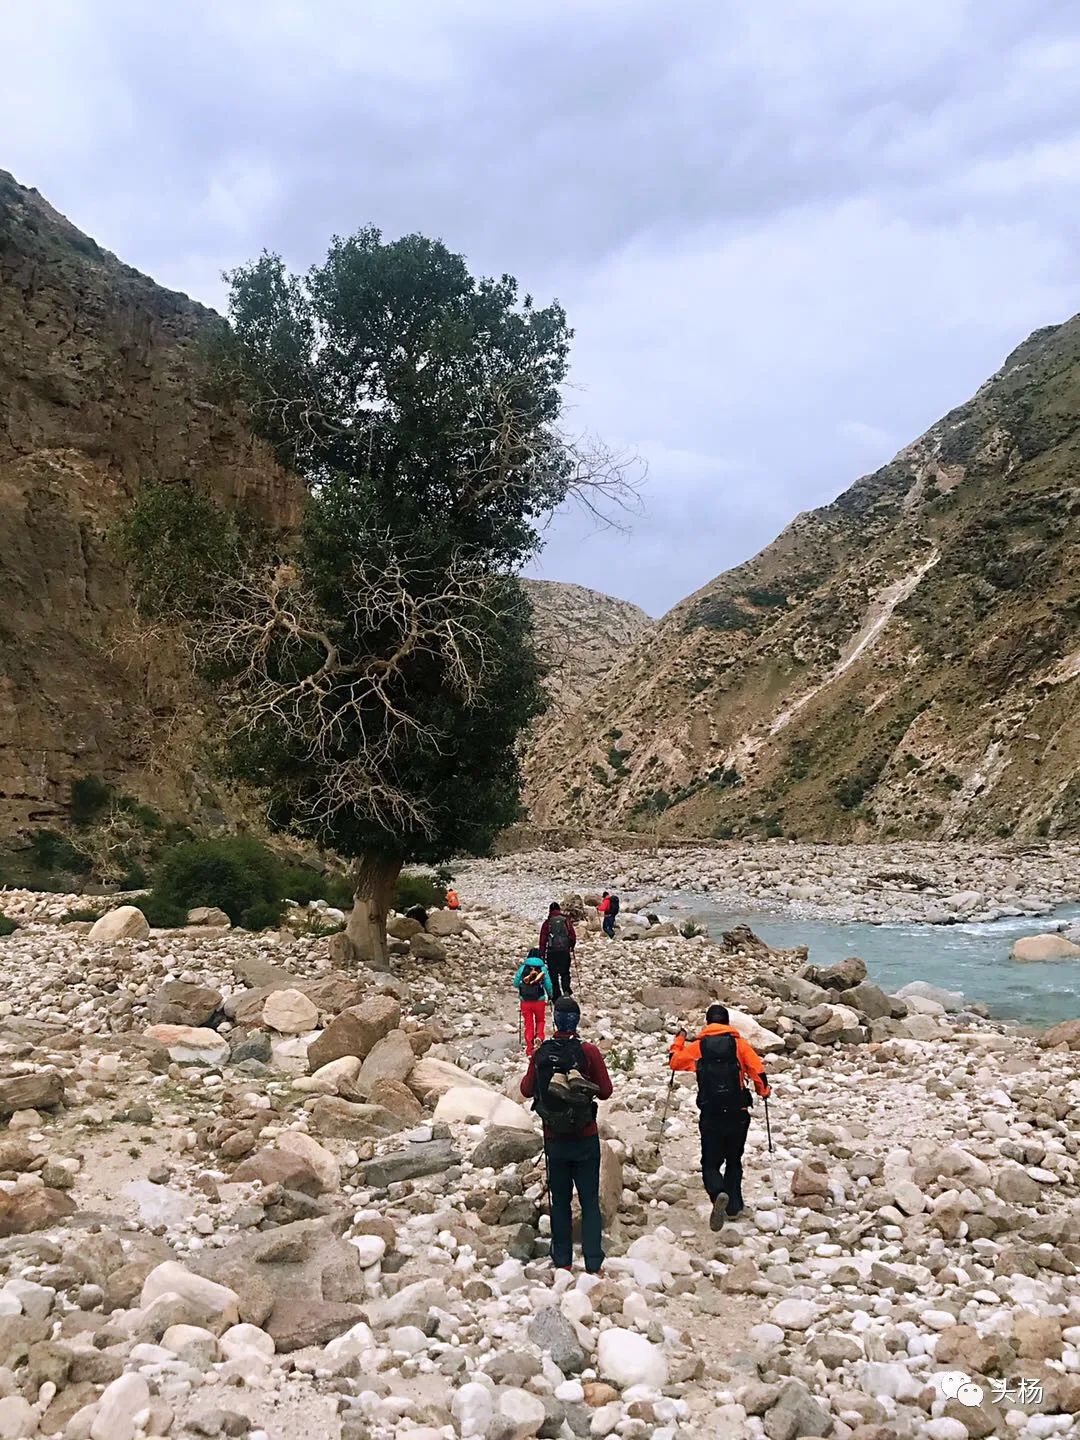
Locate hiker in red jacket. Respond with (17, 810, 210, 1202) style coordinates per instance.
(521, 997, 613, 1274)
(539, 902, 576, 1001)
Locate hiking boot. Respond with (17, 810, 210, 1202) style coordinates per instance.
(548, 1069, 600, 1099)
(709, 1193, 729, 1232)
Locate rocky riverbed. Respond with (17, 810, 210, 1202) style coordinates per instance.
(464, 841, 1080, 926)
(0, 878, 1078, 1440)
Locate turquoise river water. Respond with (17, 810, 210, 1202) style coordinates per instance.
(664, 897, 1080, 1028)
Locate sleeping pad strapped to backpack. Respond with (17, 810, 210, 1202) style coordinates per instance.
(531, 1035, 596, 1135)
(519, 966, 546, 1001)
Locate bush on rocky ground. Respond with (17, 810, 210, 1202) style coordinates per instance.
(394, 871, 448, 911)
(0, 914, 18, 937)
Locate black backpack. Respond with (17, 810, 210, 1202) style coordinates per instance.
(696, 1031, 749, 1112)
(532, 1036, 596, 1135)
(519, 965, 546, 1002)
(546, 915, 571, 955)
(609, 895, 620, 917)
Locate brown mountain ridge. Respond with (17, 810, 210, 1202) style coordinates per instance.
(525, 317, 1080, 841)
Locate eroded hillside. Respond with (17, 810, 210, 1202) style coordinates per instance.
(0, 171, 303, 831)
(526, 318, 1080, 840)
(522, 579, 651, 713)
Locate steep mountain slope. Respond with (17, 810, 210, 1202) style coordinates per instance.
(523, 579, 651, 713)
(526, 318, 1080, 840)
(0, 171, 303, 831)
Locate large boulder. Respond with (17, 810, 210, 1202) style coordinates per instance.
(88, 905, 150, 942)
(637, 984, 713, 1014)
(360, 1139, 460, 1188)
(232, 1147, 324, 1196)
(727, 1007, 784, 1052)
(0, 1072, 64, 1115)
(0, 1187, 76, 1236)
(410, 932, 447, 962)
(143, 1024, 229, 1067)
(844, 981, 897, 1020)
(472, 1126, 541, 1168)
(409, 1057, 498, 1101)
(262, 988, 319, 1034)
(1039, 1019, 1080, 1051)
(596, 1328, 668, 1389)
(426, 910, 465, 938)
(434, 1086, 535, 1130)
(148, 980, 222, 1027)
(804, 956, 866, 991)
(355, 1029, 416, 1096)
(387, 915, 423, 941)
(187, 906, 231, 927)
(1010, 933, 1080, 962)
(307, 1096, 404, 1140)
(306, 996, 401, 1071)
(895, 980, 963, 1012)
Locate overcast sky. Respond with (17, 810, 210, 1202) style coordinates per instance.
(5, 0, 1079, 615)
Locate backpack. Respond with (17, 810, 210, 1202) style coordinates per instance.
(519, 965, 546, 1002)
(696, 1031, 749, 1112)
(531, 1036, 596, 1136)
(609, 895, 620, 917)
(546, 914, 571, 955)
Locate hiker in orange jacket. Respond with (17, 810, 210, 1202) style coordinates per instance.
(669, 1005, 771, 1229)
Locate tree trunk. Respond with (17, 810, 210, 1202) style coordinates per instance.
(346, 853, 402, 971)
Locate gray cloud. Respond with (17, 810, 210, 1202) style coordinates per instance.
(4, 0, 1080, 613)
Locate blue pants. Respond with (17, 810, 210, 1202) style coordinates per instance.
(602, 915, 615, 938)
(546, 1134, 603, 1271)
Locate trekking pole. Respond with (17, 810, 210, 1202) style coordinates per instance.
(654, 1070, 677, 1158)
(518, 1007, 522, 1051)
(763, 1093, 774, 1153)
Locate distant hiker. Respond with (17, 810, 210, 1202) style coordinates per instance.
(520, 996, 613, 1275)
(669, 1004, 771, 1230)
(604, 892, 620, 939)
(539, 902, 576, 1000)
(446, 888, 460, 911)
(598, 891, 612, 936)
(513, 946, 553, 1056)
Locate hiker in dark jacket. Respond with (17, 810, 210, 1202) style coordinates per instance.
(539, 902, 576, 1000)
(670, 1004, 771, 1229)
(512, 946, 553, 1056)
(520, 997, 613, 1274)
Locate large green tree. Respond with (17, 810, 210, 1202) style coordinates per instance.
(131, 229, 631, 965)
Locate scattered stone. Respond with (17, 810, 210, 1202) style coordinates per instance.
(262, 987, 319, 1034)
(88, 905, 150, 942)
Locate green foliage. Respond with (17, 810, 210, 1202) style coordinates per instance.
(70, 774, 113, 826)
(29, 829, 89, 873)
(115, 484, 261, 624)
(607, 746, 628, 773)
(634, 788, 671, 816)
(1035, 817, 1051, 837)
(0, 915, 18, 938)
(712, 823, 735, 840)
(687, 595, 755, 632)
(61, 907, 105, 923)
(606, 1046, 636, 1074)
(708, 766, 741, 789)
(146, 836, 287, 930)
(741, 586, 789, 609)
(590, 764, 611, 788)
(680, 920, 707, 939)
(394, 872, 448, 911)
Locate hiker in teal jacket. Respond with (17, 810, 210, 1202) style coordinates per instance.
(513, 947, 553, 1056)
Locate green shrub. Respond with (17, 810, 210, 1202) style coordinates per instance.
(146, 836, 285, 929)
(70, 775, 114, 826)
(394, 872, 447, 911)
(29, 829, 89, 873)
(713, 823, 735, 840)
(0, 915, 18, 938)
(61, 907, 105, 923)
(138, 893, 189, 928)
(680, 920, 706, 939)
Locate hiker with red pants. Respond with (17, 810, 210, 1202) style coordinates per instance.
(539, 902, 576, 1000)
(512, 947, 552, 1056)
(521, 997, 613, 1275)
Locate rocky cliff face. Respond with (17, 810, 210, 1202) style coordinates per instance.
(526, 317, 1080, 840)
(0, 171, 304, 831)
(523, 579, 651, 713)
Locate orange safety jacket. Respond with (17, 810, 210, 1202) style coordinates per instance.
(669, 1023, 771, 1096)
(446, 890, 460, 910)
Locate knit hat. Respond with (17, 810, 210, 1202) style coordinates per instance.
(553, 997, 580, 1032)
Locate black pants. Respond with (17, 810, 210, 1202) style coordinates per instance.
(602, 915, 615, 938)
(700, 1108, 751, 1213)
(547, 1133, 603, 1271)
(548, 953, 572, 999)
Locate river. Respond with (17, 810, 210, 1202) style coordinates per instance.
(664, 896, 1080, 1027)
